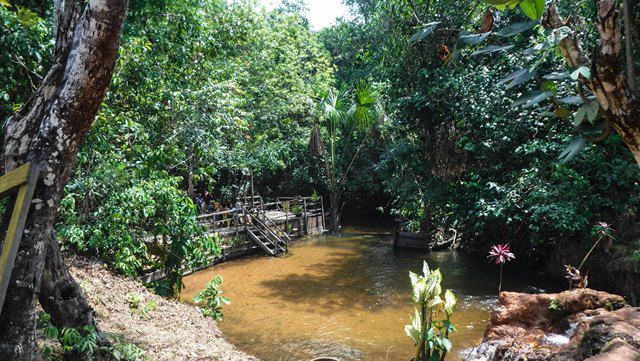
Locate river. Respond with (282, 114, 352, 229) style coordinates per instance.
(181, 226, 559, 360)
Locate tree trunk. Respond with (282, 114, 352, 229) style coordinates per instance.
(0, 0, 127, 359)
(544, 0, 640, 166)
(329, 191, 341, 233)
(39, 231, 108, 361)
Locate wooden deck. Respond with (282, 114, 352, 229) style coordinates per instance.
(196, 195, 326, 256)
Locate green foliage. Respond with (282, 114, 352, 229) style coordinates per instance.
(127, 293, 158, 318)
(42, 1, 335, 291)
(38, 312, 147, 361)
(329, 0, 640, 267)
(405, 262, 457, 360)
(0, 4, 52, 118)
(193, 275, 231, 321)
(548, 298, 564, 313)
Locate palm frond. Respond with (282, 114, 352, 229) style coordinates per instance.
(322, 88, 347, 129)
(349, 80, 382, 129)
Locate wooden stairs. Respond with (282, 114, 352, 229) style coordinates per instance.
(244, 196, 291, 256)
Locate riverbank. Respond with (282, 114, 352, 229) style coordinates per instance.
(466, 288, 640, 360)
(59, 255, 256, 360)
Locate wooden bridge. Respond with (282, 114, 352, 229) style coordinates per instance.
(196, 195, 326, 256)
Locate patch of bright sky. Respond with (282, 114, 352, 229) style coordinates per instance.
(259, 0, 350, 31)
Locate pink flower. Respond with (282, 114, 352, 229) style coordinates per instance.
(595, 222, 613, 237)
(488, 244, 515, 265)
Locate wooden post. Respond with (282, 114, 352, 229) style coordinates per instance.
(393, 218, 402, 249)
(0, 163, 38, 315)
(284, 200, 289, 237)
(320, 196, 326, 232)
(250, 171, 254, 203)
(302, 197, 308, 235)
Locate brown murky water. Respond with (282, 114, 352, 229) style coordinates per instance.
(182, 227, 558, 361)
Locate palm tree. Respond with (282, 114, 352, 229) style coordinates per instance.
(311, 81, 383, 233)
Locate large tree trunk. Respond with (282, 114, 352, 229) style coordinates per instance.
(0, 0, 127, 359)
(544, 0, 640, 165)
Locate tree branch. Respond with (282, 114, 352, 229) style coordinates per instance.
(542, 1, 589, 68)
(623, 0, 637, 94)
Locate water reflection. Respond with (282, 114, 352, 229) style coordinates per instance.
(181, 226, 560, 360)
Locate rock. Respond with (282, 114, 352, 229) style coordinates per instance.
(584, 345, 640, 361)
(467, 288, 639, 361)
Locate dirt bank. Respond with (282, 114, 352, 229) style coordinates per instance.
(63, 255, 256, 361)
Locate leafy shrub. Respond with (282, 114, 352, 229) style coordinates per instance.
(38, 312, 147, 361)
(405, 261, 457, 360)
(548, 298, 564, 313)
(58, 172, 219, 295)
(127, 293, 158, 319)
(193, 275, 230, 321)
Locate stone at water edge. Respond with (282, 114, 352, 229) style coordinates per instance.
(465, 288, 640, 361)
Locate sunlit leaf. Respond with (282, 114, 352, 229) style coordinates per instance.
(481, 0, 516, 4)
(571, 66, 591, 80)
(558, 137, 587, 163)
(444, 289, 458, 316)
(458, 32, 492, 45)
(409, 22, 441, 44)
(519, 0, 545, 20)
(495, 21, 537, 36)
(559, 96, 585, 105)
(511, 91, 553, 107)
(472, 45, 515, 56)
(422, 261, 431, 278)
(543, 72, 571, 80)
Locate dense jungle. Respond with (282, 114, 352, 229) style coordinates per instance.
(1, 0, 639, 360)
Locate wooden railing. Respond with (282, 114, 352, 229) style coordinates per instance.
(196, 195, 326, 237)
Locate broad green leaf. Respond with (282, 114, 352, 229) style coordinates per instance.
(558, 96, 585, 105)
(16, 8, 40, 27)
(585, 100, 600, 122)
(505, 69, 536, 89)
(413, 278, 427, 303)
(426, 326, 436, 340)
(472, 45, 515, 56)
(404, 308, 422, 344)
(444, 289, 458, 315)
(496, 69, 536, 89)
(409, 22, 441, 44)
(573, 105, 587, 127)
(482, 0, 516, 4)
(422, 261, 431, 278)
(0, 0, 10, 8)
(511, 91, 553, 107)
(571, 66, 591, 80)
(409, 271, 420, 287)
(573, 101, 599, 126)
(558, 137, 587, 163)
(442, 338, 453, 352)
(519, 0, 545, 20)
(495, 21, 538, 37)
(543, 72, 571, 80)
(458, 32, 492, 45)
(427, 295, 443, 309)
(547, 26, 572, 46)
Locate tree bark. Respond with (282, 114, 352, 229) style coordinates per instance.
(329, 191, 341, 233)
(543, 0, 640, 165)
(0, 0, 127, 359)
